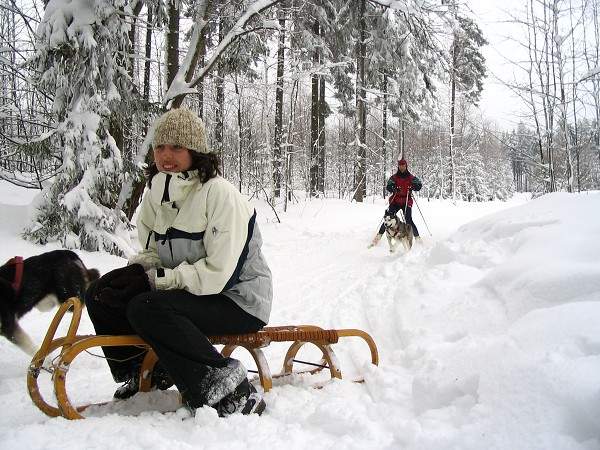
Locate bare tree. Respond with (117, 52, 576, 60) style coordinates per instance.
(273, 3, 286, 197)
(582, 0, 600, 181)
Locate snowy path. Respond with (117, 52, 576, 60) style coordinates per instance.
(1, 186, 599, 450)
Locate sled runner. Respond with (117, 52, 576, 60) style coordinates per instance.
(27, 297, 379, 420)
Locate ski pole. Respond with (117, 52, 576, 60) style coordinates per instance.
(368, 216, 385, 248)
(374, 217, 384, 234)
(411, 194, 432, 236)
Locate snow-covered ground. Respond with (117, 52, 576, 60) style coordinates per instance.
(1, 181, 599, 450)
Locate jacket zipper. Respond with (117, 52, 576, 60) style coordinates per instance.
(161, 227, 174, 261)
(145, 231, 153, 250)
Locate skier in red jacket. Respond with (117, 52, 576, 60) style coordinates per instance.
(370, 158, 422, 247)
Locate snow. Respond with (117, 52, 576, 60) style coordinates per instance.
(1, 181, 599, 450)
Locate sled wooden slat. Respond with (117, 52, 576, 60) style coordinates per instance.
(27, 297, 379, 420)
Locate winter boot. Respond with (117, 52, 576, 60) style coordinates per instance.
(213, 378, 266, 417)
(368, 233, 383, 248)
(113, 364, 174, 400)
(201, 358, 247, 407)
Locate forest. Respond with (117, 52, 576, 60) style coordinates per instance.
(1, 0, 599, 254)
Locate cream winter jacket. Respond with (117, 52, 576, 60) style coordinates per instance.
(129, 171, 272, 324)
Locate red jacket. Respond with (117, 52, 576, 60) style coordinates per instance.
(386, 171, 422, 207)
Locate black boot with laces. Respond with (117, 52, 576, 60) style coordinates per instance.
(113, 365, 174, 400)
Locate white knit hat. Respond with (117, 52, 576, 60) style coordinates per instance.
(152, 108, 208, 154)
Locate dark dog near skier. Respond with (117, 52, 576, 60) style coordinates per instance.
(382, 212, 414, 253)
(0, 250, 99, 355)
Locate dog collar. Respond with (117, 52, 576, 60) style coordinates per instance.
(6, 256, 24, 296)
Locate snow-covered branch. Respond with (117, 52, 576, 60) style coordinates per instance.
(163, 0, 282, 107)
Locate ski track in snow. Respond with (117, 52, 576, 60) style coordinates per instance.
(1, 186, 600, 450)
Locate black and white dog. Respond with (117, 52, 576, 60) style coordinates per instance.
(382, 211, 414, 253)
(0, 250, 99, 355)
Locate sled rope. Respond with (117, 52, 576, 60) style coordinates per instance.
(291, 359, 329, 369)
(84, 348, 148, 363)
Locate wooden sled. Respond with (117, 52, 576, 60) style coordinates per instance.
(28, 297, 379, 420)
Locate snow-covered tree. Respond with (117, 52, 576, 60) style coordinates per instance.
(285, 0, 353, 197)
(448, 6, 487, 199)
(349, 0, 444, 202)
(24, 0, 135, 255)
(370, 4, 441, 194)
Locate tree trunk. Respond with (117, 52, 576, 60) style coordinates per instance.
(143, 6, 153, 102)
(235, 78, 243, 192)
(127, 2, 143, 81)
(353, 0, 367, 203)
(215, 17, 225, 174)
(170, 1, 211, 109)
(449, 30, 457, 200)
(584, 0, 600, 181)
(381, 72, 388, 198)
(570, 1, 579, 192)
(318, 73, 326, 194)
(125, 4, 154, 221)
(284, 79, 299, 209)
(309, 19, 320, 197)
(273, 5, 286, 197)
(110, 0, 142, 195)
(555, 3, 574, 193)
(197, 32, 206, 119)
(166, 0, 180, 89)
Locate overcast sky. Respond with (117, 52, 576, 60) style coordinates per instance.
(464, 0, 529, 130)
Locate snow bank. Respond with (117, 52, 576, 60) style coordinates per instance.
(0, 185, 598, 450)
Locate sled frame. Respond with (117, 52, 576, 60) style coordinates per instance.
(27, 297, 379, 420)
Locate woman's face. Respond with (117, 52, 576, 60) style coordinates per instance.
(153, 144, 193, 172)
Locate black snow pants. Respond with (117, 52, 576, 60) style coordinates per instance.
(85, 281, 265, 406)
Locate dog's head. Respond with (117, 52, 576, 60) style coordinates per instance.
(383, 211, 399, 229)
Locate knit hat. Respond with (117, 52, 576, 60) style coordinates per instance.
(152, 108, 208, 154)
(398, 158, 408, 166)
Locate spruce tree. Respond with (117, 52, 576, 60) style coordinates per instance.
(25, 0, 135, 255)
